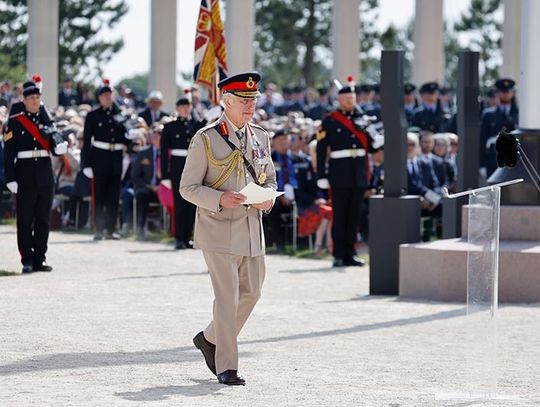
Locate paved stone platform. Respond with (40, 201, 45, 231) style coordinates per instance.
(0, 225, 538, 406)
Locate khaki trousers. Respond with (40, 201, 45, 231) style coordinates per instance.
(202, 251, 266, 374)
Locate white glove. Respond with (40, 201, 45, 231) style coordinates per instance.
(126, 128, 139, 140)
(317, 178, 330, 190)
(424, 189, 442, 206)
(6, 181, 18, 194)
(83, 167, 94, 179)
(54, 141, 68, 155)
(479, 167, 487, 179)
(160, 179, 172, 189)
(204, 105, 222, 123)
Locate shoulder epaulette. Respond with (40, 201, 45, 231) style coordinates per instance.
(9, 112, 24, 119)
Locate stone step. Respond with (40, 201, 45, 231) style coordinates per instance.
(399, 238, 540, 303)
(462, 205, 540, 241)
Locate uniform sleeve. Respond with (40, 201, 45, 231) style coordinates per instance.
(179, 132, 223, 212)
(81, 112, 93, 169)
(3, 121, 16, 183)
(316, 120, 329, 180)
(160, 126, 170, 179)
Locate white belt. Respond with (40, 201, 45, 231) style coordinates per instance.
(171, 149, 188, 157)
(330, 148, 366, 159)
(17, 150, 50, 159)
(92, 141, 124, 151)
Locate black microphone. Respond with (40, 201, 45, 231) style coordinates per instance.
(495, 130, 519, 168)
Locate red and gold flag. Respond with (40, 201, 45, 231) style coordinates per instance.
(194, 0, 228, 105)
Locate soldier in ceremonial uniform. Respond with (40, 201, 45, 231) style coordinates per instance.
(81, 80, 136, 240)
(403, 83, 418, 126)
(316, 82, 375, 267)
(3, 79, 68, 273)
(412, 82, 448, 133)
(479, 78, 519, 178)
(160, 93, 206, 249)
(180, 72, 277, 386)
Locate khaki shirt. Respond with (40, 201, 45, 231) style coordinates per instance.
(180, 114, 277, 257)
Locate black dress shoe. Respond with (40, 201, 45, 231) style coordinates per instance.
(193, 331, 216, 375)
(217, 370, 245, 386)
(332, 259, 345, 267)
(344, 256, 365, 267)
(175, 240, 187, 250)
(34, 262, 53, 272)
(93, 233, 103, 241)
(21, 265, 33, 274)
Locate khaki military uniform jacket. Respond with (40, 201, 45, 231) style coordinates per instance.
(180, 114, 277, 257)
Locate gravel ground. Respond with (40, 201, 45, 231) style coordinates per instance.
(0, 224, 538, 407)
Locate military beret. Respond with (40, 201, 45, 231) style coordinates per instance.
(419, 82, 439, 94)
(176, 89, 192, 106)
(218, 72, 261, 98)
(355, 83, 372, 94)
(339, 85, 356, 95)
(317, 87, 328, 96)
(372, 83, 380, 94)
(404, 83, 416, 95)
(495, 78, 515, 92)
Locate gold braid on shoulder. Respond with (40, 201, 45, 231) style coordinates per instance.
(201, 132, 244, 189)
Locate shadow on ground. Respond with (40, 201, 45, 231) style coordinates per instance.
(115, 379, 226, 401)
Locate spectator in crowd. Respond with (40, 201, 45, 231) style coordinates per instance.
(268, 129, 297, 252)
(355, 83, 373, 111)
(306, 87, 332, 120)
(433, 133, 457, 193)
(412, 82, 448, 133)
(119, 128, 147, 236)
(58, 78, 79, 107)
(76, 81, 94, 106)
(131, 124, 162, 240)
(0, 80, 12, 108)
(139, 91, 168, 126)
(404, 83, 418, 126)
(257, 82, 283, 117)
(479, 78, 519, 179)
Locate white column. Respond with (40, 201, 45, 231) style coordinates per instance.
(501, 0, 521, 80)
(149, 0, 177, 110)
(225, 0, 255, 74)
(27, 0, 59, 107)
(519, 0, 540, 129)
(332, 0, 360, 82)
(412, 0, 444, 85)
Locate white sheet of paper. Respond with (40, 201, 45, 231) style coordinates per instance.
(238, 182, 284, 205)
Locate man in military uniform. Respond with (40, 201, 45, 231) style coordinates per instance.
(3, 79, 68, 273)
(412, 82, 448, 133)
(160, 94, 206, 249)
(479, 78, 519, 178)
(403, 83, 418, 126)
(316, 83, 374, 267)
(81, 80, 135, 240)
(180, 72, 277, 386)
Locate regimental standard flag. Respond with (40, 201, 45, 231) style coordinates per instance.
(194, 0, 228, 104)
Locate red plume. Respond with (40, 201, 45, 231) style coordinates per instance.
(103, 78, 110, 85)
(184, 88, 191, 94)
(347, 75, 354, 83)
(32, 74, 42, 83)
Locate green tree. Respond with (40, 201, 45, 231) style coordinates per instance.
(254, 0, 332, 87)
(0, 0, 128, 81)
(454, 0, 502, 85)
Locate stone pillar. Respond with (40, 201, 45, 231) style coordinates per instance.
(332, 0, 360, 82)
(502, 0, 521, 80)
(149, 0, 177, 110)
(412, 0, 444, 85)
(27, 0, 59, 107)
(225, 0, 255, 74)
(520, 0, 540, 129)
